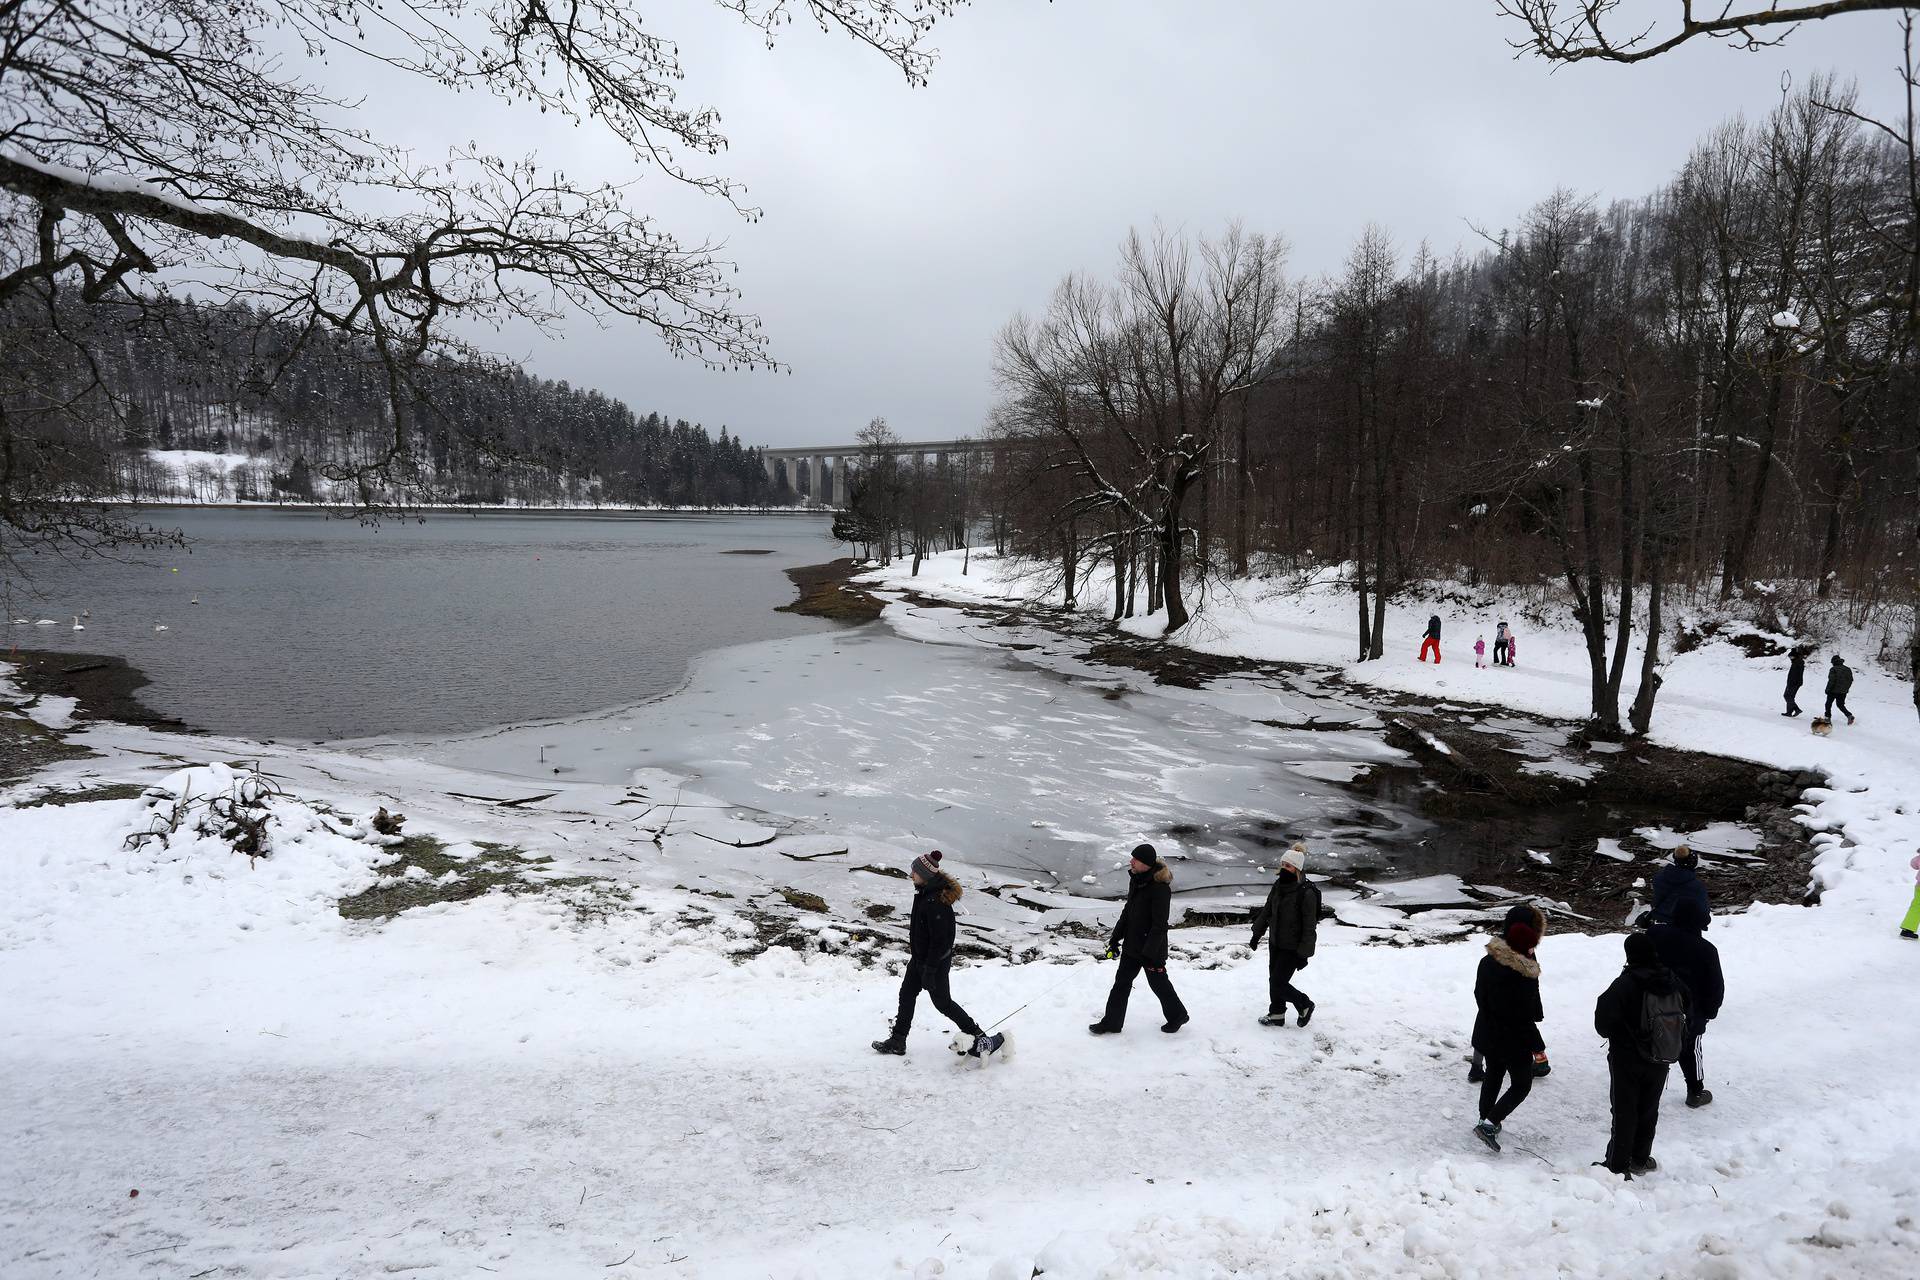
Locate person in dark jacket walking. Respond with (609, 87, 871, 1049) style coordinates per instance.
(1249, 843, 1321, 1027)
(1493, 620, 1511, 666)
(1649, 844, 1710, 928)
(1649, 898, 1723, 1107)
(1472, 904, 1546, 1152)
(1594, 932, 1690, 1177)
(1419, 614, 1443, 664)
(872, 852, 999, 1057)
(1090, 843, 1189, 1035)
(1824, 655, 1856, 724)
(1782, 648, 1807, 717)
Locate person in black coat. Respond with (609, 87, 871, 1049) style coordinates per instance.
(1249, 843, 1321, 1026)
(1648, 897, 1724, 1107)
(1782, 648, 1807, 717)
(873, 852, 991, 1056)
(1471, 904, 1546, 1152)
(1649, 845, 1709, 928)
(1419, 614, 1443, 664)
(1824, 655, 1856, 724)
(1594, 932, 1690, 1177)
(1090, 843, 1189, 1035)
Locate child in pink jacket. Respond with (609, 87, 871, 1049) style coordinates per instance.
(1507, 633, 1519, 666)
(1475, 636, 1487, 668)
(1901, 852, 1920, 940)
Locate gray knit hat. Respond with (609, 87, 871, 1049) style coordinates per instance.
(911, 850, 943, 881)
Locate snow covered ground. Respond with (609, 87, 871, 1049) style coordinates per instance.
(4, 552, 1919, 1277)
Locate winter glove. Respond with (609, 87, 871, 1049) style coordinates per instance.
(1103, 944, 1117, 960)
(1247, 935, 1260, 951)
(1296, 953, 1309, 970)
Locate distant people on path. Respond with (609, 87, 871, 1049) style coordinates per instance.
(1472, 904, 1547, 1152)
(1493, 621, 1511, 666)
(1649, 844, 1709, 928)
(873, 852, 1002, 1058)
(1420, 614, 1443, 664)
(1474, 635, 1487, 668)
(1901, 850, 1920, 940)
(1090, 844, 1189, 1036)
(1782, 648, 1807, 717)
(1593, 932, 1690, 1178)
(1649, 898, 1724, 1108)
(1824, 656, 1856, 725)
(1249, 843, 1321, 1027)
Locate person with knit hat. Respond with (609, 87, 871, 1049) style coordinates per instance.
(872, 852, 1002, 1058)
(1649, 844, 1710, 928)
(1648, 897, 1724, 1107)
(1249, 843, 1321, 1027)
(1089, 843, 1189, 1035)
(1593, 931, 1690, 1177)
(1471, 903, 1547, 1152)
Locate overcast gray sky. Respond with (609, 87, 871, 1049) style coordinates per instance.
(383, 2, 1903, 449)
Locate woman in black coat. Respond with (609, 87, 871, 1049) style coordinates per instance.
(873, 852, 996, 1056)
(1472, 904, 1546, 1151)
(1089, 843, 1189, 1035)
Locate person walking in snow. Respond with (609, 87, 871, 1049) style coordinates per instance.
(1649, 898, 1723, 1108)
(1090, 843, 1189, 1036)
(1472, 904, 1547, 1152)
(1474, 635, 1487, 668)
(1505, 630, 1518, 666)
(1594, 932, 1690, 1178)
(1419, 614, 1443, 664)
(1824, 655, 1856, 725)
(1249, 843, 1320, 1027)
(1493, 621, 1511, 666)
(1649, 844, 1709, 928)
(873, 852, 1002, 1058)
(1900, 850, 1920, 941)
(1782, 648, 1807, 718)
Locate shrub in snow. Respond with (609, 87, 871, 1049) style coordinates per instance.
(127, 763, 281, 860)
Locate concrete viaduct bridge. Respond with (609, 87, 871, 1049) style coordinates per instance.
(758, 438, 992, 507)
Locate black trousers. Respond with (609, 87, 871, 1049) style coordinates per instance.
(1680, 1025, 1705, 1094)
(893, 963, 981, 1040)
(1824, 691, 1852, 719)
(1102, 954, 1188, 1029)
(1478, 1049, 1534, 1125)
(1605, 1051, 1670, 1171)
(1493, 639, 1509, 665)
(1268, 951, 1310, 1015)
(1784, 682, 1802, 714)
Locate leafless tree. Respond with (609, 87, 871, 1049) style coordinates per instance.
(1498, 1, 1911, 63)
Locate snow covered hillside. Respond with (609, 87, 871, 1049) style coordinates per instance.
(4, 556, 1919, 1278)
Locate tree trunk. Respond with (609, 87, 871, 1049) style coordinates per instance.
(1628, 539, 1666, 736)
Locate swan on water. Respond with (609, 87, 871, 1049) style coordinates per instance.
(153, 624, 170, 633)
(72, 616, 85, 631)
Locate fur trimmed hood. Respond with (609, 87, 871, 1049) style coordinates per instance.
(1486, 936, 1540, 979)
(1149, 863, 1172, 885)
(930, 872, 962, 905)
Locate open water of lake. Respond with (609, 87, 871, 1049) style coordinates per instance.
(3, 509, 835, 740)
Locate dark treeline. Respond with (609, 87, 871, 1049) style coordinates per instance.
(985, 80, 1918, 731)
(3, 296, 793, 510)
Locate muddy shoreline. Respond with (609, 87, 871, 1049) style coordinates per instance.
(828, 574, 1819, 931)
(778, 558, 887, 623)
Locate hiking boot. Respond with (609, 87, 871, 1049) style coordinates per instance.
(1467, 1063, 1486, 1083)
(1901, 929, 1918, 940)
(1532, 1052, 1552, 1077)
(1088, 1022, 1120, 1036)
(1686, 1089, 1714, 1108)
(1630, 1157, 1659, 1175)
(1259, 1011, 1288, 1028)
(1846, 713, 1857, 725)
(1296, 1000, 1316, 1027)
(1160, 1016, 1188, 1034)
(871, 1034, 907, 1056)
(1472, 1120, 1501, 1152)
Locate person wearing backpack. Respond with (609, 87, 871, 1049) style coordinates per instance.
(1593, 932, 1690, 1178)
(1248, 843, 1321, 1027)
(1649, 844, 1709, 927)
(1649, 898, 1724, 1107)
(1471, 904, 1546, 1152)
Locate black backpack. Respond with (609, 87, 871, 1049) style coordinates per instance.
(1636, 986, 1687, 1064)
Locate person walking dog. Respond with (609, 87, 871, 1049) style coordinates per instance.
(872, 852, 1002, 1059)
(1249, 843, 1321, 1027)
(1090, 844, 1189, 1036)
(1824, 655, 1856, 725)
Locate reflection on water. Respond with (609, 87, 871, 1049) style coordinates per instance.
(3, 509, 834, 740)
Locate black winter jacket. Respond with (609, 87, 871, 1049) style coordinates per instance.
(1785, 653, 1805, 692)
(1250, 876, 1321, 959)
(1826, 661, 1854, 697)
(1650, 862, 1709, 927)
(1471, 938, 1544, 1061)
(1425, 615, 1442, 640)
(1110, 864, 1174, 967)
(908, 875, 961, 972)
(1594, 961, 1689, 1057)
(1649, 904, 1724, 1032)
